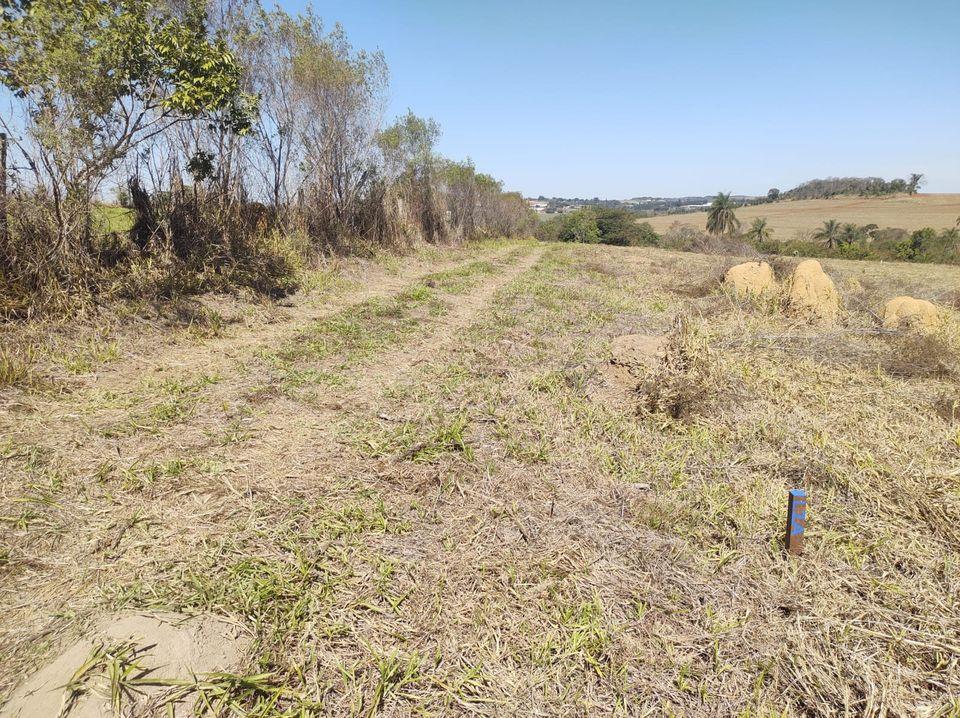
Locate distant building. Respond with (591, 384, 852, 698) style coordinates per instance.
(526, 199, 549, 213)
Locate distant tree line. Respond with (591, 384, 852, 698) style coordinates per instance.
(780, 174, 924, 200)
(0, 0, 535, 317)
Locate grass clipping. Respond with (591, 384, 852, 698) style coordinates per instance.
(637, 315, 726, 421)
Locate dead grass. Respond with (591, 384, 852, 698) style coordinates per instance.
(2, 238, 959, 717)
(638, 316, 727, 421)
(885, 330, 960, 379)
(0, 345, 37, 388)
(934, 393, 960, 423)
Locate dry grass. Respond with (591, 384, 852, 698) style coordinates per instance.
(2, 238, 960, 716)
(638, 316, 727, 421)
(644, 193, 960, 236)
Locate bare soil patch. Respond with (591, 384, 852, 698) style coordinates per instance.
(1, 612, 248, 718)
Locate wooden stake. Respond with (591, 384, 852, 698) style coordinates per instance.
(0, 132, 7, 247)
(785, 489, 807, 555)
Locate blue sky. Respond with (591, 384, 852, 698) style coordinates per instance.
(283, 0, 960, 198)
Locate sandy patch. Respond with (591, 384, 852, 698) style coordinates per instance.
(1, 612, 249, 718)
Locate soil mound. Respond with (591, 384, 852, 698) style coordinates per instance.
(882, 296, 942, 332)
(610, 334, 667, 371)
(1, 612, 249, 718)
(787, 259, 840, 323)
(723, 261, 775, 295)
(592, 333, 668, 406)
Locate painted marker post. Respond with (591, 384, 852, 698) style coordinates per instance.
(785, 489, 807, 555)
(0, 132, 6, 248)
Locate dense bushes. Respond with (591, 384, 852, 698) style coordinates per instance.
(536, 207, 659, 247)
(750, 225, 959, 264)
(656, 218, 960, 265)
(0, 0, 534, 319)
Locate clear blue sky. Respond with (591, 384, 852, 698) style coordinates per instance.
(282, 0, 960, 198)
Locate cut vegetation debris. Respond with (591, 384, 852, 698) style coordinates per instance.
(2, 239, 960, 716)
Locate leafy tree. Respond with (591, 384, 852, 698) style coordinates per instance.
(814, 219, 842, 249)
(746, 217, 772, 242)
(706, 192, 740, 236)
(783, 175, 925, 200)
(635, 221, 661, 247)
(558, 210, 601, 244)
(593, 207, 654, 246)
(0, 0, 255, 249)
(908, 173, 925, 195)
(539, 207, 660, 246)
(896, 227, 936, 261)
(767, 188, 781, 201)
(379, 111, 441, 180)
(292, 17, 388, 238)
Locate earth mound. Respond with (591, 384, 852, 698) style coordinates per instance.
(610, 334, 667, 371)
(723, 261, 775, 295)
(882, 296, 942, 332)
(1, 612, 249, 718)
(787, 259, 840, 323)
(592, 333, 668, 406)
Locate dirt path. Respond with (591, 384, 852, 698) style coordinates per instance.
(3, 243, 519, 405)
(350, 245, 543, 396)
(0, 242, 544, 700)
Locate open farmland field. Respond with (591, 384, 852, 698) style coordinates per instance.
(2, 239, 960, 716)
(644, 193, 960, 236)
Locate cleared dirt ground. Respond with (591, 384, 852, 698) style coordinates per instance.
(2, 239, 959, 716)
(643, 193, 960, 236)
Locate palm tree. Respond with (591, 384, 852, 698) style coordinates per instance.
(839, 223, 862, 246)
(706, 192, 741, 236)
(746, 217, 772, 243)
(814, 219, 842, 249)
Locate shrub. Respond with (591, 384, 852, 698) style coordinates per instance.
(538, 208, 661, 247)
(593, 208, 659, 246)
(638, 316, 724, 421)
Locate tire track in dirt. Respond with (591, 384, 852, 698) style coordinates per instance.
(350, 245, 545, 397)
(221, 244, 545, 486)
(0, 244, 520, 442)
(0, 242, 541, 695)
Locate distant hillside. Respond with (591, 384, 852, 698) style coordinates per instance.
(642, 194, 960, 236)
(782, 174, 923, 200)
